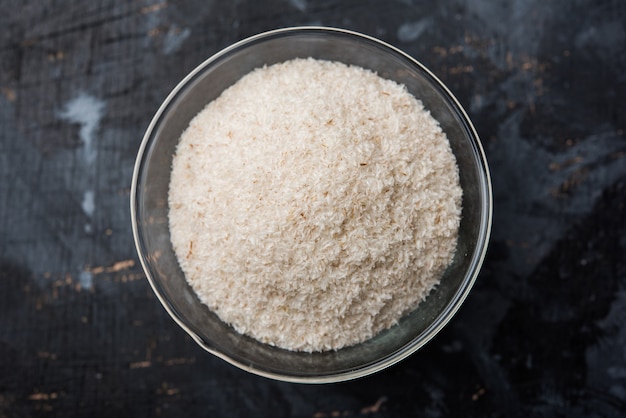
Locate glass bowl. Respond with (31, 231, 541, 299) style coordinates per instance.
(131, 27, 492, 383)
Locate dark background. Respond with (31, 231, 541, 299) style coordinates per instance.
(1, 0, 625, 416)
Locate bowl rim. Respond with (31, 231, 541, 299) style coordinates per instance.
(130, 25, 493, 383)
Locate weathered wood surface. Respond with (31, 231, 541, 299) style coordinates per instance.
(1, 0, 625, 416)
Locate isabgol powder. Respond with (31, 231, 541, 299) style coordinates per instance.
(168, 58, 462, 352)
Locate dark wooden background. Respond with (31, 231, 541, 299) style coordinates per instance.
(1, 0, 625, 416)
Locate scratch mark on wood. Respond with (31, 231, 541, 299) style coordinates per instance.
(129, 360, 152, 369)
(360, 396, 387, 414)
(89, 259, 135, 274)
(164, 357, 196, 366)
(448, 65, 474, 75)
(141, 2, 168, 14)
(47, 51, 65, 62)
(109, 259, 135, 271)
(156, 382, 180, 396)
(117, 273, 143, 283)
(28, 392, 58, 401)
(148, 27, 164, 37)
(472, 386, 487, 401)
(548, 156, 583, 172)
